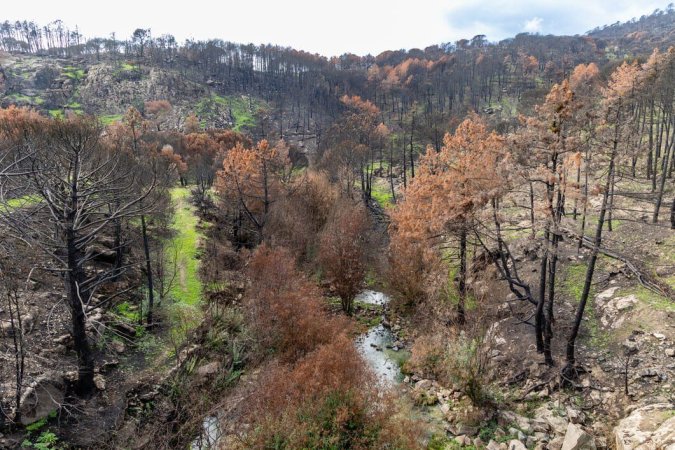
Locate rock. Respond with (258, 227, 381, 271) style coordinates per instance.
(566, 407, 585, 425)
(549, 436, 565, 450)
(94, 374, 106, 390)
(196, 361, 221, 379)
(111, 340, 126, 354)
(500, 411, 532, 433)
(653, 332, 666, 340)
(416, 379, 432, 390)
(535, 405, 568, 436)
(473, 437, 485, 448)
(622, 339, 639, 355)
(455, 435, 469, 445)
(18, 376, 65, 426)
(508, 440, 527, 450)
(486, 440, 500, 450)
(596, 287, 619, 301)
(534, 444, 547, 450)
(561, 423, 596, 450)
(613, 403, 675, 450)
(666, 348, 675, 357)
(640, 368, 659, 378)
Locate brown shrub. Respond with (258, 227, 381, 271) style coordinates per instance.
(242, 336, 421, 449)
(264, 171, 337, 263)
(245, 245, 349, 363)
(318, 199, 371, 315)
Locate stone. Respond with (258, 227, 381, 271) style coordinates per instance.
(653, 332, 666, 340)
(196, 361, 221, 378)
(566, 407, 585, 425)
(455, 435, 469, 445)
(416, 379, 432, 390)
(534, 405, 569, 436)
(666, 348, 675, 357)
(561, 423, 596, 450)
(486, 440, 500, 450)
(549, 436, 565, 450)
(508, 440, 527, 450)
(111, 340, 126, 354)
(473, 437, 485, 448)
(18, 376, 65, 426)
(613, 403, 675, 450)
(94, 374, 106, 390)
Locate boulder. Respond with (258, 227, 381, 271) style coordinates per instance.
(561, 423, 596, 450)
(508, 440, 527, 450)
(18, 376, 64, 426)
(613, 403, 675, 450)
(534, 405, 568, 436)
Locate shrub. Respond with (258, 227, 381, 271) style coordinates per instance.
(245, 245, 349, 362)
(243, 336, 420, 449)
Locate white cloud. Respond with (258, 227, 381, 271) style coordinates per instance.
(524, 17, 543, 33)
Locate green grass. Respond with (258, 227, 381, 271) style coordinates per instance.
(563, 262, 609, 347)
(63, 66, 85, 80)
(622, 286, 675, 313)
(167, 188, 203, 307)
(370, 181, 394, 208)
(99, 114, 123, 126)
(6, 93, 44, 105)
(196, 94, 264, 131)
(3, 194, 41, 210)
(48, 109, 64, 119)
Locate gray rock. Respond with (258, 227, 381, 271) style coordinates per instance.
(508, 439, 527, 450)
(561, 423, 596, 450)
(613, 403, 675, 450)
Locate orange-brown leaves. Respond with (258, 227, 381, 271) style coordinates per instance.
(318, 199, 371, 314)
(245, 244, 349, 363)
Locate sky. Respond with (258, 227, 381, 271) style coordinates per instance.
(2, 0, 672, 56)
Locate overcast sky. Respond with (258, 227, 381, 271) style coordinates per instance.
(2, 0, 672, 56)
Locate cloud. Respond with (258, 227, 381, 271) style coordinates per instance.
(524, 17, 543, 34)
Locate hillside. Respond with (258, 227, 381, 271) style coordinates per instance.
(0, 9, 674, 450)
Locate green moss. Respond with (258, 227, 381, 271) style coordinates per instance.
(48, 109, 64, 119)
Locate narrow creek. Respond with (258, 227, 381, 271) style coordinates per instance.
(354, 290, 404, 384)
(192, 289, 406, 449)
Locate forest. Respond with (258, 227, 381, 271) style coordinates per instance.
(0, 5, 674, 450)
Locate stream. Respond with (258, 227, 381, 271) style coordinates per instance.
(192, 290, 405, 448)
(354, 290, 403, 384)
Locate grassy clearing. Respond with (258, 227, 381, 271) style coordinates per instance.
(63, 66, 85, 80)
(167, 187, 203, 307)
(622, 285, 675, 313)
(7, 93, 44, 105)
(562, 262, 609, 347)
(99, 114, 123, 126)
(371, 180, 394, 208)
(196, 94, 264, 131)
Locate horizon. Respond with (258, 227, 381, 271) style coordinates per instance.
(2, 0, 673, 57)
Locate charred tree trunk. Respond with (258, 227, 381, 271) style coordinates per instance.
(141, 214, 155, 325)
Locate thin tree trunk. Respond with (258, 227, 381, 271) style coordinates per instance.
(564, 121, 618, 380)
(457, 227, 467, 325)
(141, 214, 155, 325)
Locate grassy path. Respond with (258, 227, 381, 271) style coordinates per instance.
(167, 187, 203, 306)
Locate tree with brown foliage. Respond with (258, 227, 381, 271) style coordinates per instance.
(318, 199, 371, 315)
